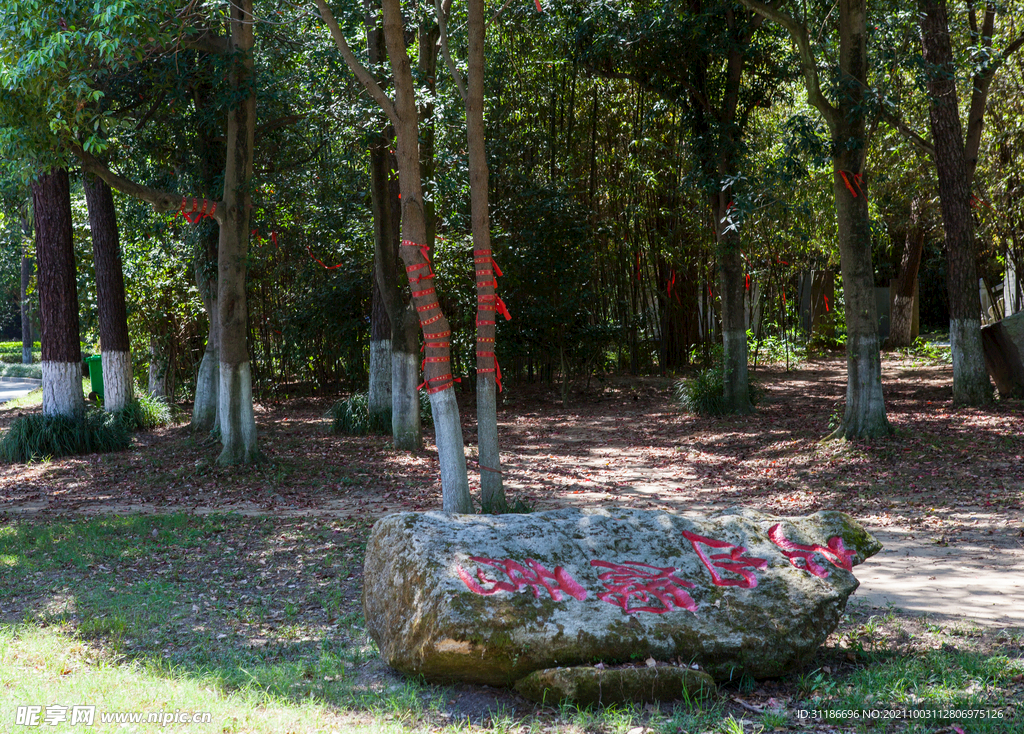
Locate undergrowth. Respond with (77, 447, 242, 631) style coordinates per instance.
(0, 410, 131, 463)
(675, 365, 762, 417)
(327, 391, 431, 436)
(111, 393, 173, 431)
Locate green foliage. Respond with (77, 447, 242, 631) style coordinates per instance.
(327, 390, 432, 436)
(0, 410, 130, 463)
(110, 393, 171, 432)
(675, 364, 761, 417)
(0, 362, 41, 379)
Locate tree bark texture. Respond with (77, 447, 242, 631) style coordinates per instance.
(918, 0, 993, 405)
(83, 173, 133, 412)
(888, 198, 925, 349)
(32, 168, 84, 418)
(382, 0, 472, 512)
(467, 0, 506, 511)
(217, 0, 259, 464)
(148, 334, 169, 399)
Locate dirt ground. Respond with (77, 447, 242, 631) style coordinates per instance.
(1, 356, 1020, 529)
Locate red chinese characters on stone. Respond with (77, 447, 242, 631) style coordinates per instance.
(590, 561, 698, 614)
(767, 524, 856, 578)
(682, 530, 768, 588)
(457, 557, 588, 601)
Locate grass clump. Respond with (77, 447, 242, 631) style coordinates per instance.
(0, 410, 131, 463)
(0, 362, 42, 379)
(327, 390, 431, 436)
(111, 393, 172, 432)
(675, 365, 761, 417)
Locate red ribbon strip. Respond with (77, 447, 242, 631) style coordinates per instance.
(478, 294, 512, 321)
(839, 170, 864, 198)
(417, 373, 459, 394)
(473, 249, 503, 278)
(180, 197, 217, 224)
(477, 350, 503, 392)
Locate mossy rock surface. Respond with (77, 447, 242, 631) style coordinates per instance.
(362, 507, 882, 686)
(514, 664, 717, 706)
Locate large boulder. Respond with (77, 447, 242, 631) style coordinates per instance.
(362, 508, 881, 686)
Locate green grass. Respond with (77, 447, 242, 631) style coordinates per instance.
(0, 515, 1020, 733)
(327, 390, 432, 436)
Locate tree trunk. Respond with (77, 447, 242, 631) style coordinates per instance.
(714, 197, 750, 413)
(32, 168, 84, 418)
(369, 259, 392, 427)
(192, 225, 219, 432)
(918, 0, 993, 405)
(217, 0, 259, 464)
(83, 173, 133, 412)
(191, 82, 225, 434)
(382, 0, 472, 512)
(832, 0, 890, 439)
(467, 0, 507, 511)
(889, 198, 925, 349)
(366, 24, 421, 450)
(148, 333, 170, 399)
(19, 212, 34, 365)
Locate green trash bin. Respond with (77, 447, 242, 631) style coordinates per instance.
(86, 354, 104, 401)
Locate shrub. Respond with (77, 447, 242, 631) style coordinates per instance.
(675, 365, 761, 417)
(111, 393, 172, 432)
(0, 411, 131, 463)
(327, 390, 433, 435)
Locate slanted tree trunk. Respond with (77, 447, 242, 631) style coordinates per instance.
(889, 197, 925, 349)
(216, 0, 259, 464)
(466, 0, 507, 511)
(918, 0, 992, 405)
(19, 210, 34, 365)
(83, 174, 133, 412)
(32, 168, 84, 418)
(382, 0, 471, 512)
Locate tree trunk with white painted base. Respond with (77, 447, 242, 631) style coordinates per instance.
(216, 0, 260, 464)
(739, 0, 890, 438)
(465, 0, 506, 510)
(383, 0, 471, 511)
(918, 0, 993, 405)
(83, 173, 133, 412)
(192, 223, 220, 433)
(32, 168, 84, 419)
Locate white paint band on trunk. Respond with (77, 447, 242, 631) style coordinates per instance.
(42, 361, 85, 418)
(101, 350, 133, 412)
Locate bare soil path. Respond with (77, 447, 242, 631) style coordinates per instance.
(1, 356, 1021, 627)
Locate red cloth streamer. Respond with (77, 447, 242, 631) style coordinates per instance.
(533, 0, 543, 12)
(478, 294, 512, 321)
(305, 238, 345, 269)
(411, 287, 435, 298)
(839, 170, 864, 198)
(824, 294, 830, 313)
(477, 350, 503, 392)
(473, 249, 503, 278)
(402, 239, 432, 266)
(418, 373, 459, 394)
(745, 274, 751, 292)
(180, 197, 217, 224)
(667, 269, 676, 298)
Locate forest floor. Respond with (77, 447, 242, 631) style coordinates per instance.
(0, 354, 1022, 733)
